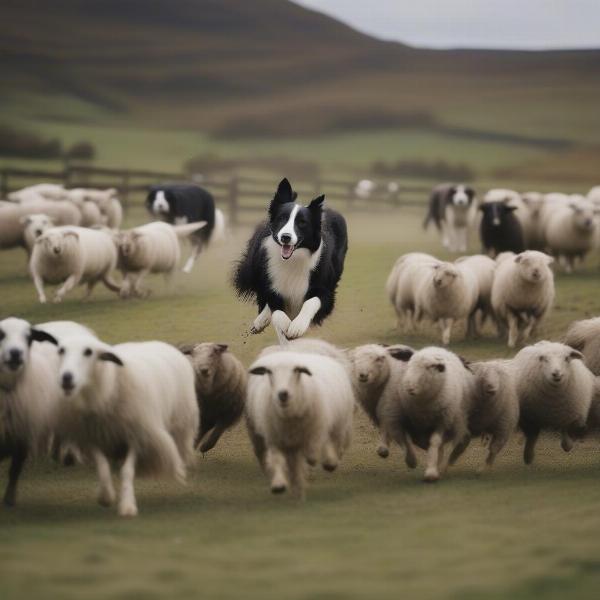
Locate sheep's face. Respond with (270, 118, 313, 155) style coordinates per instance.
(533, 344, 583, 388)
(249, 363, 312, 419)
(475, 365, 501, 398)
(479, 201, 517, 227)
(569, 202, 596, 232)
(514, 252, 553, 284)
(185, 343, 228, 392)
(115, 232, 140, 258)
(0, 318, 57, 378)
(22, 214, 53, 241)
(350, 345, 389, 386)
(522, 193, 544, 217)
(403, 352, 447, 399)
(56, 336, 123, 397)
(39, 230, 78, 257)
(432, 263, 458, 289)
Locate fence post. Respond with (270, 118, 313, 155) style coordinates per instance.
(228, 175, 239, 225)
(122, 171, 130, 213)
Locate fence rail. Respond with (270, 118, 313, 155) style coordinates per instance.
(0, 165, 433, 225)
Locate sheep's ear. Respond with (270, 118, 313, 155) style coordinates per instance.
(514, 254, 523, 263)
(19, 216, 32, 225)
(64, 230, 79, 240)
(435, 363, 446, 373)
(214, 344, 228, 354)
(387, 347, 414, 362)
(270, 178, 294, 213)
(545, 255, 554, 265)
(99, 351, 124, 366)
(458, 356, 472, 371)
(177, 343, 196, 355)
(30, 328, 58, 346)
(249, 366, 271, 376)
(569, 350, 584, 361)
(294, 366, 312, 377)
(432, 263, 440, 270)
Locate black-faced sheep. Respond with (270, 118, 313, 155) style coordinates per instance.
(479, 200, 525, 257)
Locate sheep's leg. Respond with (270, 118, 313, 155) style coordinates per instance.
(266, 448, 288, 494)
(93, 449, 116, 507)
(197, 424, 226, 454)
(102, 273, 121, 293)
(398, 430, 417, 469)
(32, 271, 47, 303)
(424, 432, 443, 482)
(83, 280, 97, 300)
(523, 429, 540, 465)
(3, 444, 27, 507)
(466, 311, 479, 339)
(506, 312, 520, 348)
(54, 273, 80, 302)
(448, 434, 472, 466)
(564, 256, 574, 274)
(321, 440, 339, 472)
(271, 310, 292, 345)
(458, 227, 468, 253)
(287, 452, 306, 501)
(560, 431, 575, 453)
(441, 319, 453, 346)
(377, 429, 391, 459)
(251, 305, 272, 334)
(132, 270, 150, 298)
(441, 221, 450, 249)
(182, 242, 202, 274)
(118, 447, 138, 517)
(481, 432, 508, 473)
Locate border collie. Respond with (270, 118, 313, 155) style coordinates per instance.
(423, 183, 476, 252)
(146, 183, 225, 273)
(233, 178, 348, 343)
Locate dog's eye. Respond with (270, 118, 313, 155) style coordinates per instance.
(83, 348, 92, 357)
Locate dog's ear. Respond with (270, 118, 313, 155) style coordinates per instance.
(269, 178, 294, 215)
(308, 195, 325, 218)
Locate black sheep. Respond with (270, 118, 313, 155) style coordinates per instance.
(479, 201, 525, 257)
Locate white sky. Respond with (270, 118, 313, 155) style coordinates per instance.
(294, 0, 600, 49)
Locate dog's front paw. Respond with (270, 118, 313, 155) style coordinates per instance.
(251, 316, 270, 335)
(286, 316, 311, 339)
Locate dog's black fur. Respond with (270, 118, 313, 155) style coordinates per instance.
(233, 178, 348, 327)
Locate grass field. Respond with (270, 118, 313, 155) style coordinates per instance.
(2, 204, 600, 599)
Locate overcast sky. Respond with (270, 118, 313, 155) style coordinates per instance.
(294, 0, 600, 49)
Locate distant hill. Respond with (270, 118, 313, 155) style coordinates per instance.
(2, 0, 599, 142)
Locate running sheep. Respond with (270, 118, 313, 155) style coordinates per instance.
(490, 250, 555, 348)
(0, 317, 61, 506)
(114, 221, 206, 298)
(53, 332, 199, 517)
(246, 350, 354, 498)
(30, 226, 121, 303)
(563, 317, 600, 375)
(21, 213, 54, 254)
(512, 341, 594, 464)
(381, 346, 474, 482)
(179, 342, 246, 453)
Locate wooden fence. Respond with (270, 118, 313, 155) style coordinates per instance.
(0, 165, 433, 225)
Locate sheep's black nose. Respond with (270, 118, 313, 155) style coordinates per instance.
(53, 247, 60, 255)
(278, 390, 289, 404)
(551, 371, 562, 382)
(280, 233, 292, 244)
(359, 373, 368, 383)
(61, 372, 74, 390)
(7, 349, 23, 369)
(201, 368, 210, 377)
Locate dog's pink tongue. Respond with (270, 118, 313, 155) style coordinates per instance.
(281, 244, 294, 259)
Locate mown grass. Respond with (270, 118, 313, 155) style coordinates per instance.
(1, 205, 600, 599)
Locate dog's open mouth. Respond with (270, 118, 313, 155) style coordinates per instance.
(281, 244, 295, 260)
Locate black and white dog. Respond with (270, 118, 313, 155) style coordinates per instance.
(233, 178, 348, 342)
(146, 183, 225, 273)
(423, 183, 476, 252)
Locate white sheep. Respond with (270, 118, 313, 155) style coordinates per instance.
(178, 342, 247, 453)
(386, 252, 439, 329)
(490, 250, 555, 348)
(246, 350, 354, 498)
(348, 343, 414, 459)
(7, 183, 67, 203)
(0, 317, 61, 506)
(563, 317, 600, 375)
(20, 213, 54, 254)
(513, 192, 546, 249)
(512, 341, 594, 464)
(69, 188, 123, 229)
(97, 195, 123, 229)
(381, 346, 474, 482)
(259, 337, 351, 373)
(448, 359, 519, 471)
(544, 199, 596, 272)
(0, 201, 81, 250)
(30, 226, 121, 303)
(53, 333, 198, 517)
(454, 254, 496, 336)
(115, 221, 206, 298)
(412, 259, 479, 344)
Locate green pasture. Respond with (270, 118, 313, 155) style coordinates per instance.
(1, 205, 600, 599)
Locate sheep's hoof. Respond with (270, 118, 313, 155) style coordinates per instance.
(39, 297, 47, 304)
(376, 446, 389, 459)
(271, 484, 287, 495)
(423, 469, 440, 483)
(561, 438, 574, 453)
(118, 503, 138, 517)
(405, 455, 418, 469)
(97, 489, 116, 507)
(322, 462, 338, 472)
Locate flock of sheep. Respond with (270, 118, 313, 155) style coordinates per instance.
(0, 183, 206, 302)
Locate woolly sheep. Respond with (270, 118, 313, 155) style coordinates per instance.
(490, 250, 555, 348)
(97, 195, 123, 229)
(386, 253, 438, 328)
(348, 343, 414, 459)
(115, 221, 206, 298)
(563, 317, 600, 375)
(517, 192, 546, 249)
(0, 201, 81, 250)
(381, 346, 474, 482)
(179, 342, 247, 453)
(448, 359, 519, 471)
(30, 225, 121, 303)
(544, 199, 596, 272)
(53, 333, 198, 517)
(259, 337, 351, 373)
(246, 350, 354, 498)
(512, 341, 594, 464)
(412, 259, 479, 344)
(7, 183, 67, 203)
(0, 317, 61, 506)
(21, 213, 54, 253)
(454, 254, 496, 336)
